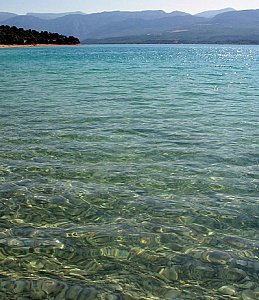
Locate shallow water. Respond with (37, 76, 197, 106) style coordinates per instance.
(0, 45, 258, 299)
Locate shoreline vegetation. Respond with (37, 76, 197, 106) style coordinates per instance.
(0, 44, 80, 49)
(0, 25, 80, 47)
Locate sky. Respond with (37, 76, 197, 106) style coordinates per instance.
(0, 0, 259, 15)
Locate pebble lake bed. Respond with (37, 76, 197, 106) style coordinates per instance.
(0, 45, 258, 299)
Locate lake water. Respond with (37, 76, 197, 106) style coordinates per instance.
(0, 45, 258, 299)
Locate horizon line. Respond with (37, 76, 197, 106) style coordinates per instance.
(3, 7, 259, 16)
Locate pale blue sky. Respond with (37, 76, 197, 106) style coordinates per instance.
(0, 0, 259, 14)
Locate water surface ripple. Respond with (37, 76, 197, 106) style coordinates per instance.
(0, 45, 258, 299)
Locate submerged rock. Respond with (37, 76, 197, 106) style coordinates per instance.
(241, 290, 257, 300)
(163, 289, 182, 300)
(159, 265, 179, 281)
(235, 259, 259, 274)
(201, 250, 232, 264)
(221, 268, 247, 282)
(218, 285, 236, 296)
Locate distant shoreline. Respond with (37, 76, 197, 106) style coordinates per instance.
(0, 44, 81, 49)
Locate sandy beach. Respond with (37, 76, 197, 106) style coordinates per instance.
(0, 44, 80, 49)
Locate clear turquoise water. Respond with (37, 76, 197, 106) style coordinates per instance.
(0, 45, 258, 299)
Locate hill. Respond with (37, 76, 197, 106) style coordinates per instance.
(83, 9, 259, 44)
(1, 11, 171, 40)
(195, 8, 235, 18)
(85, 15, 203, 39)
(0, 12, 17, 22)
(26, 11, 86, 20)
(0, 10, 195, 40)
(1, 9, 259, 44)
(0, 25, 80, 45)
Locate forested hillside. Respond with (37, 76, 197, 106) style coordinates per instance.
(0, 25, 80, 45)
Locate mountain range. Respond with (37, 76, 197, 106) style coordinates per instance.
(1, 8, 259, 44)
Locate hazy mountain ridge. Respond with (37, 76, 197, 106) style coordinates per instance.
(86, 15, 204, 39)
(0, 9, 219, 40)
(0, 11, 173, 39)
(82, 9, 259, 44)
(26, 11, 86, 20)
(1, 8, 259, 44)
(0, 12, 17, 22)
(210, 9, 259, 25)
(195, 8, 235, 18)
